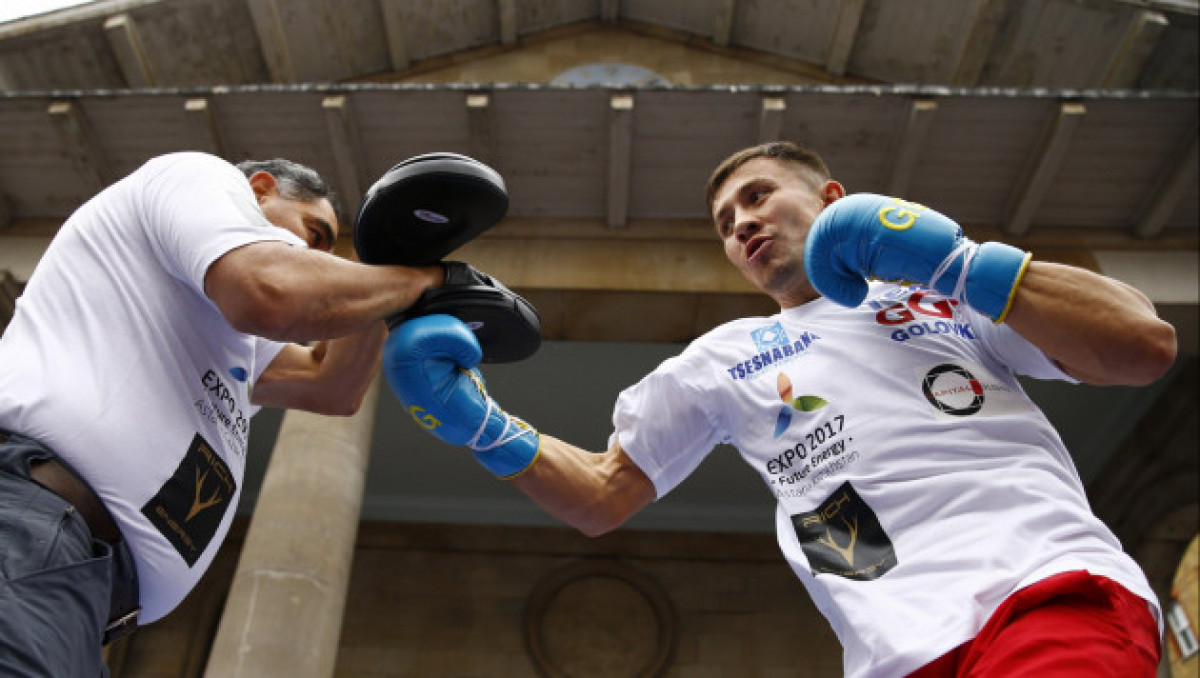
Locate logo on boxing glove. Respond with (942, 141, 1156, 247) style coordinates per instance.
(876, 197, 927, 231)
(407, 405, 441, 431)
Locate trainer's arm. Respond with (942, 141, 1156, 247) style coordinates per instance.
(1003, 261, 1176, 386)
(510, 436, 657, 537)
(205, 241, 443, 343)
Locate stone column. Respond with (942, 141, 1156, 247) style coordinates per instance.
(203, 373, 381, 678)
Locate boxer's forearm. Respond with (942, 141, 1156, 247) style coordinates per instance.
(1004, 261, 1176, 386)
(511, 436, 656, 537)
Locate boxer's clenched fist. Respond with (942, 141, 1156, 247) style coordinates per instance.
(804, 193, 1031, 322)
(382, 314, 540, 479)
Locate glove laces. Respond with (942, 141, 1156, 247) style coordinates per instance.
(928, 240, 978, 306)
(467, 394, 537, 453)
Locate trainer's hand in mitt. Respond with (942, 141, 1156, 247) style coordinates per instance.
(383, 314, 540, 479)
(804, 193, 1031, 322)
(354, 152, 508, 266)
(388, 261, 541, 364)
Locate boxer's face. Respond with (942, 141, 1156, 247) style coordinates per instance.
(711, 157, 843, 307)
(249, 171, 338, 252)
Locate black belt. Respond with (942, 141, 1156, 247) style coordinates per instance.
(0, 431, 140, 644)
(29, 457, 122, 544)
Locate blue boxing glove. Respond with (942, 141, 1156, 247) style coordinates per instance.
(382, 314, 540, 479)
(804, 193, 1032, 322)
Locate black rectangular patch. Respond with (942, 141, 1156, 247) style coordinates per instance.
(791, 481, 897, 581)
(141, 433, 236, 566)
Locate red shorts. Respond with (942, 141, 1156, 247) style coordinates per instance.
(910, 570, 1161, 677)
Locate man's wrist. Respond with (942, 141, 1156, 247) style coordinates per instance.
(965, 242, 1032, 323)
(474, 430, 541, 479)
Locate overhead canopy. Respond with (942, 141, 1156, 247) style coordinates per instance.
(0, 84, 1195, 239)
(0, 0, 1195, 91)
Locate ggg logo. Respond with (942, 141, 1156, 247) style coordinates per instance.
(407, 405, 441, 431)
(752, 322, 790, 353)
(877, 197, 927, 231)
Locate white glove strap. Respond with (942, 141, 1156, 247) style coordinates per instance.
(467, 394, 536, 453)
(928, 240, 978, 303)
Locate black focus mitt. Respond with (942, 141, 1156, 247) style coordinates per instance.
(389, 262, 541, 364)
(354, 153, 508, 266)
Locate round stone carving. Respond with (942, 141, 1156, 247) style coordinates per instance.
(524, 560, 677, 677)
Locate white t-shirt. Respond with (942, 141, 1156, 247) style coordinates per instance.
(0, 152, 307, 622)
(612, 283, 1159, 678)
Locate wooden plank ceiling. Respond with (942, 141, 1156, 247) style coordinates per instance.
(0, 0, 1196, 345)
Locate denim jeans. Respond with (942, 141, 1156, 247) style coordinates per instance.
(0, 433, 120, 677)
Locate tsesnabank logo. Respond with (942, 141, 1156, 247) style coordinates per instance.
(727, 323, 821, 382)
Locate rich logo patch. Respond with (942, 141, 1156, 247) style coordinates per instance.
(141, 433, 235, 566)
(791, 481, 897, 581)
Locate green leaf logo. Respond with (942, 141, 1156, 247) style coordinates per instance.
(793, 396, 828, 412)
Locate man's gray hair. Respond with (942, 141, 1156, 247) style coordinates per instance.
(236, 158, 339, 216)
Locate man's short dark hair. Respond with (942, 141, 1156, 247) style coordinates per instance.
(236, 158, 340, 218)
(705, 141, 832, 213)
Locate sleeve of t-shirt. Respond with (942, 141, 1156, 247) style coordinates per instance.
(968, 305, 1080, 384)
(139, 152, 307, 297)
(608, 348, 727, 499)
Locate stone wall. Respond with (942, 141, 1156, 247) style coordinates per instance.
(108, 519, 844, 677)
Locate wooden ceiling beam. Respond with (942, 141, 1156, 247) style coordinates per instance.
(712, 0, 736, 47)
(498, 0, 518, 45)
(47, 101, 111, 195)
(826, 0, 866, 77)
(183, 97, 227, 158)
(950, 0, 1010, 87)
(467, 92, 495, 166)
(606, 93, 634, 229)
(1135, 133, 1198, 239)
(245, 0, 295, 83)
(758, 96, 785, 143)
(103, 13, 154, 88)
(380, 0, 411, 71)
(322, 95, 367, 220)
(1102, 9, 1168, 89)
(0, 193, 12, 230)
(600, 0, 620, 23)
(1003, 102, 1086, 237)
(886, 99, 938, 198)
